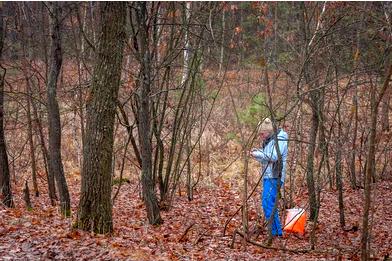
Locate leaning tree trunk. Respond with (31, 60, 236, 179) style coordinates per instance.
(47, 2, 70, 217)
(0, 6, 13, 208)
(76, 2, 126, 234)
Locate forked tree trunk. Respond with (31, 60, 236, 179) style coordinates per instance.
(76, 2, 126, 234)
(0, 6, 13, 207)
(47, 2, 70, 216)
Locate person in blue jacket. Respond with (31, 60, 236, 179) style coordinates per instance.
(250, 117, 288, 237)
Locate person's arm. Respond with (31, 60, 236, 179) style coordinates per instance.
(251, 148, 269, 164)
(252, 138, 287, 162)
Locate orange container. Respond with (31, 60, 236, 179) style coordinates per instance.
(283, 208, 307, 235)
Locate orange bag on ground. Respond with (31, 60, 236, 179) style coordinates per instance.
(283, 208, 307, 235)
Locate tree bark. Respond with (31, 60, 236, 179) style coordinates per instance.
(300, 2, 320, 222)
(47, 2, 70, 216)
(218, 9, 225, 76)
(0, 5, 13, 208)
(361, 80, 377, 261)
(335, 124, 345, 229)
(134, 2, 163, 225)
(381, 93, 390, 132)
(350, 89, 358, 189)
(361, 64, 392, 261)
(23, 180, 32, 210)
(181, 2, 191, 86)
(306, 97, 319, 221)
(26, 81, 39, 197)
(31, 87, 56, 204)
(76, 2, 126, 234)
(20, 2, 39, 197)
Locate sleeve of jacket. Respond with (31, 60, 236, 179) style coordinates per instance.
(252, 148, 269, 164)
(252, 138, 287, 163)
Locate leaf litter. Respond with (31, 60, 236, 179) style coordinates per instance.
(0, 177, 391, 260)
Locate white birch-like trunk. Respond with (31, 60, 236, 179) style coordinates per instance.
(181, 2, 191, 86)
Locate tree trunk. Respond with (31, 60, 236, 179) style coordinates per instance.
(0, 6, 13, 207)
(29, 5, 55, 201)
(77, 3, 87, 161)
(361, 81, 377, 261)
(20, 3, 39, 197)
(31, 88, 56, 204)
(218, 9, 225, 75)
(47, 2, 70, 216)
(306, 102, 319, 221)
(381, 94, 390, 132)
(23, 181, 32, 210)
(181, 2, 191, 85)
(76, 2, 126, 234)
(361, 63, 392, 260)
(300, 2, 320, 222)
(186, 134, 193, 201)
(335, 125, 345, 229)
(134, 2, 163, 225)
(26, 82, 39, 197)
(350, 90, 358, 189)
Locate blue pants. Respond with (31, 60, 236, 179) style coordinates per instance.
(262, 178, 283, 236)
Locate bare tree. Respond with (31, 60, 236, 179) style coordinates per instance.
(361, 62, 392, 261)
(132, 2, 163, 225)
(46, 2, 70, 216)
(0, 4, 13, 208)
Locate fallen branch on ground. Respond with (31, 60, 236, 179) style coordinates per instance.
(179, 222, 195, 242)
(231, 229, 310, 254)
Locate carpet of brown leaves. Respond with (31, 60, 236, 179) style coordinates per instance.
(1, 177, 391, 260)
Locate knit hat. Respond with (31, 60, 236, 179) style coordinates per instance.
(258, 117, 274, 133)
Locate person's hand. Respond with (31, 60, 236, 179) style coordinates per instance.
(250, 148, 257, 157)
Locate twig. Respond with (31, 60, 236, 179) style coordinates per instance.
(179, 222, 195, 242)
(111, 133, 132, 204)
(193, 230, 207, 245)
(233, 230, 311, 254)
(223, 172, 263, 236)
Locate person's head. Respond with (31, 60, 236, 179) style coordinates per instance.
(257, 117, 274, 138)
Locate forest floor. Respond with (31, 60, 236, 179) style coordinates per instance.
(1, 176, 391, 260)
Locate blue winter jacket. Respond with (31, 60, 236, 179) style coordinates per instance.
(252, 129, 288, 183)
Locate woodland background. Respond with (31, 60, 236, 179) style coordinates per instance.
(0, 2, 392, 260)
